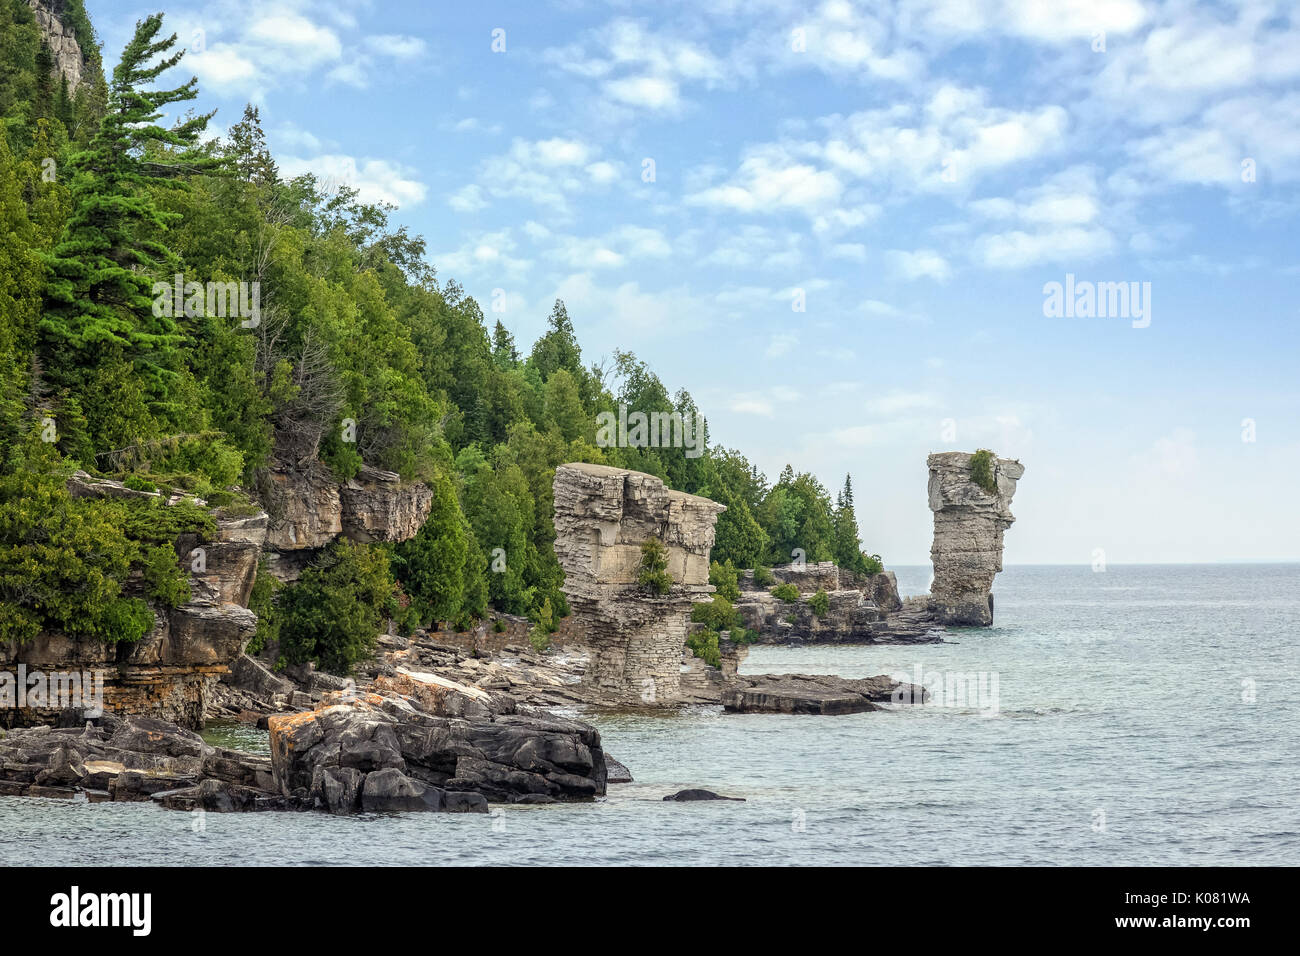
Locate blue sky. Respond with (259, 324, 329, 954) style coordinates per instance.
(88, 0, 1300, 564)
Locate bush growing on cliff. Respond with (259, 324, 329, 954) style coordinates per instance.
(277, 539, 397, 675)
(638, 538, 672, 595)
(771, 582, 799, 602)
(752, 565, 774, 587)
(861, 553, 884, 575)
(691, 594, 740, 631)
(808, 588, 830, 617)
(709, 559, 740, 602)
(245, 558, 280, 657)
(970, 449, 997, 494)
(686, 629, 721, 668)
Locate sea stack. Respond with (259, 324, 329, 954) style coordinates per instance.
(927, 451, 1024, 626)
(552, 463, 724, 705)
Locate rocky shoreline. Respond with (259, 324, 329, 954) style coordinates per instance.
(0, 452, 1016, 814)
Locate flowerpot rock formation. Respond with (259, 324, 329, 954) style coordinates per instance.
(926, 451, 1025, 626)
(552, 462, 725, 706)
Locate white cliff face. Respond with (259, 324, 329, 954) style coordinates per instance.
(927, 451, 1024, 626)
(28, 0, 86, 91)
(552, 462, 724, 705)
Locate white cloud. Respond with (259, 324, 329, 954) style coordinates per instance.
(279, 154, 428, 208)
(765, 333, 799, 358)
(887, 249, 951, 282)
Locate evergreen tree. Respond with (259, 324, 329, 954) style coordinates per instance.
(39, 13, 221, 448)
(529, 299, 581, 380)
(395, 470, 469, 625)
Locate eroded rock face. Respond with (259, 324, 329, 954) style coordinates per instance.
(256, 463, 432, 581)
(1, 493, 267, 731)
(28, 0, 86, 92)
(927, 451, 1024, 626)
(553, 463, 724, 705)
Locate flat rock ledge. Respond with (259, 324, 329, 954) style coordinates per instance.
(722, 674, 927, 715)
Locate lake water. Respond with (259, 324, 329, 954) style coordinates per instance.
(2, 564, 1296, 866)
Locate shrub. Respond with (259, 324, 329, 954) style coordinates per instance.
(771, 582, 799, 602)
(709, 559, 740, 602)
(970, 448, 997, 494)
(861, 553, 884, 575)
(246, 558, 281, 656)
(728, 627, 759, 645)
(638, 538, 672, 595)
(686, 629, 721, 668)
(808, 588, 830, 617)
(140, 544, 190, 607)
(528, 597, 555, 652)
(752, 565, 774, 587)
(0, 453, 170, 644)
(122, 474, 158, 493)
(277, 540, 398, 675)
(493, 618, 506, 633)
(691, 594, 740, 631)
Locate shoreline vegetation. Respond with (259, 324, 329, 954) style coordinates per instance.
(2, 7, 888, 678)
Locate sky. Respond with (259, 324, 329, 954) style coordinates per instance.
(86, 0, 1300, 565)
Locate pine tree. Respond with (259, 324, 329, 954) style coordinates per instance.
(225, 103, 277, 187)
(39, 13, 222, 448)
(529, 299, 582, 380)
(832, 474, 867, 574)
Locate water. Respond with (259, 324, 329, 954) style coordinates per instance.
(2, 564, 1297, 866)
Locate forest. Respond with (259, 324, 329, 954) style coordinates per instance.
(0, 6, 882, 672)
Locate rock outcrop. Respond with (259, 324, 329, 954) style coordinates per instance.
(732, 562, 939, 645)
(926, 452, 1024, 626)
(256, 463, 432, 581)
(2, 481, 268, 730)
(722, 673, 927, 715)
(27, 0, 87, 92)
(552, 462, 725, 705)
(0, 679, 609, 813)
(269, 684, 607, 812)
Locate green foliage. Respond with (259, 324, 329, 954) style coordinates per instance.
(686, 629, 721, 668)
(39, 14, 223, 448)
(971, 448, 997, 493)
(709, 558, 740, 602)
(808, 588, 830, 617)
(122, 474, 157, 492)
(638, 537, 672, 595)
(528, 596, 555, 653)
(393, 471, 470, 626)
(245, 557, 280, 656)
(691, 594, 739, 632)
(752, 565, 774, 587)
(276, 539, 396, 675)
(0, 444, 161, 643)
(771, 582, 800, 602)
(862, 553, 884, 575)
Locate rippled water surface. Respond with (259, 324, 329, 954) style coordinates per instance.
(2, 564, 1296, 866)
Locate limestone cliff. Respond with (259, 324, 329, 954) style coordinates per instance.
(926, 451, 1024, 626)
(255, 463, 433, 581)
(27, 0, 90, 91)
(2, 477, 268, 730)
(553, 462, 724, 705)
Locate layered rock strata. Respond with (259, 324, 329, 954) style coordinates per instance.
(2, 478, 267, 730)
(552, 462, 724, 705)
(256, 463, 432, 581)
(926, 452, 1024, 626)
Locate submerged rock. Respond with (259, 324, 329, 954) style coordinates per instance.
(663, 789, 745, 802)
(722, 673, 927, 715)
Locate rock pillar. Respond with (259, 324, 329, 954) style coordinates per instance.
(552, 463, 724, 705)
